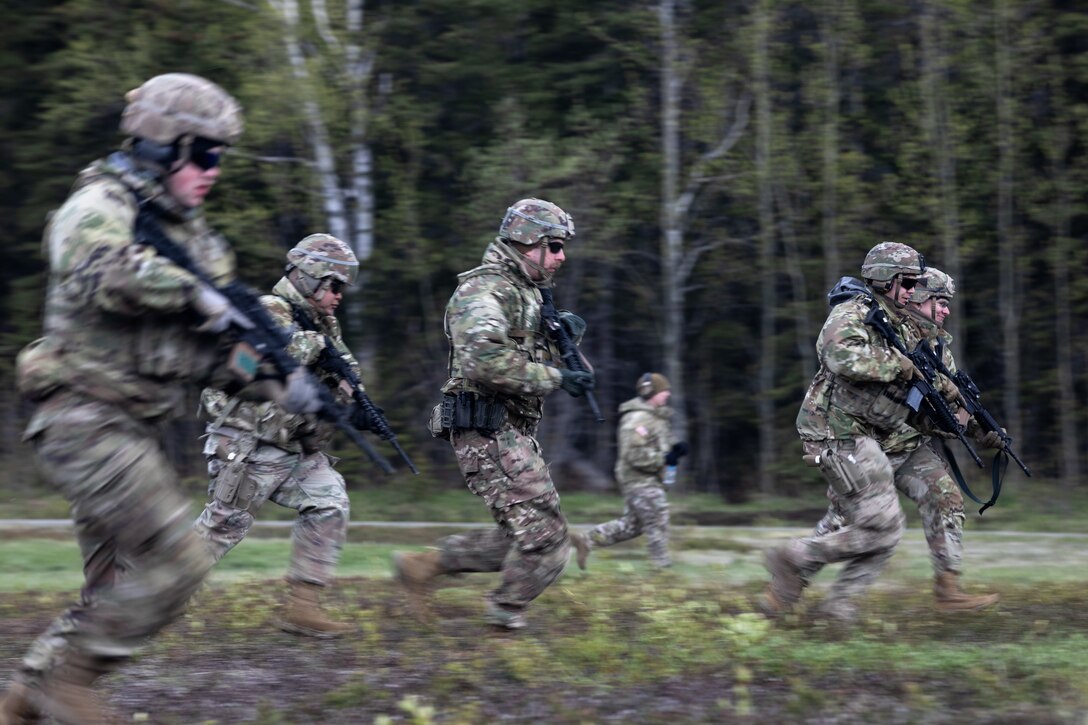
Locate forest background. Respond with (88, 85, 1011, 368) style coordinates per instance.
(0, 0, 1085, 503)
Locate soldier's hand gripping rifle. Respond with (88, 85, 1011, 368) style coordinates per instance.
(863, 305, 983, 468)
(912, 343, 1031, 478)
(312, 341, 419, 475)
(133, 204, 393, 474)
(540, 288, 604, 423)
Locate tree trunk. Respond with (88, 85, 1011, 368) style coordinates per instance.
(989, 0, 1023, 443)
(919, 2, 965, 354)
(658, 0, 688, 451)
(1041, 45, 1082, 486)
(820, 0, 842, 293)
(754, 0, 776, 495)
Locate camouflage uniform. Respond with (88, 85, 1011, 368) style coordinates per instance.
(812, 275, 970, 580)
(194, 275, 355, 586)
(781, 287, 926, 618)
(434, 237, 572, 618)
(587, 396, 675, 567)
(10, 154, 240, 688)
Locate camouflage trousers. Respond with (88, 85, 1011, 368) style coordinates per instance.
(785, 436, 907, 617)
(193, 431, 349, 586)
(438, 425, 571, 612)
(587, 485, 670, 567)
(16, 393, 214, 685)
(814, 440, 966, 576)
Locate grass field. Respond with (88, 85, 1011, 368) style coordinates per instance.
(1, 520, 1086, 723)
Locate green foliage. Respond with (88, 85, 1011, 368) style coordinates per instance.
(1, 0, 1086, 494)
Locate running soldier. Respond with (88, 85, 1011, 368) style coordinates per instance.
(0, 74, 318, 723)
(578, 373, 687, 569)
(762, 242, 925, 623)
(393, 198, 593, 630)
(193, 234, 368, 638)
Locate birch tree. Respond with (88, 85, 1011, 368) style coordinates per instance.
(266, 0, 377, 362)
(658, 0, 750, 450)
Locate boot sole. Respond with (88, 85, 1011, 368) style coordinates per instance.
(274, 618, 350, 639)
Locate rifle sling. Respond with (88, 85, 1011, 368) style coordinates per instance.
(938, 439, 1007, 515)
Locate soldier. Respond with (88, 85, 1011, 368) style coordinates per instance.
(901, 268, 1000, 610)
(807, 267, 1000, 613)
(0, 74, 319, 724)
(762, 242, 926, 623)
(392, 198, 594, 630)
(577, 373, 687, 569)
(193, 234, 369, 638)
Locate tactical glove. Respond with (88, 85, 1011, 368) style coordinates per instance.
(193, 286, 254, 334)
(978, 429, 1008, 450)
(558, 310, 587, 341)
(350, 401, 384, 432)
(664, 442, 689, 466)
(559, 369, 595, 397)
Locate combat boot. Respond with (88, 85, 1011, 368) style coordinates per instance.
(392, 550, 445, 622)
(0, 682, 41, 725)
(571, 532, 591, 570)
(759, 544, 806, 618)
(278, 581, 354, 638)
(934, 572, 999, 612)
(485, 600, 527, 630)
(36, 653, 117, 725)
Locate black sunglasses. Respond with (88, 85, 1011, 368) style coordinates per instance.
(546, 240, 565, 254)
(188, 138, 225, 171)
(328, 279, 346, 294)
(900, 277, 918, 290)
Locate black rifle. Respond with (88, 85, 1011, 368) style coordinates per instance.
(914, 343, 1031, 478)
(292, 309, 418, 475)
(539, 288, 604, 422)
(863, 305, 983, 469)
(133, 204, 393, 474)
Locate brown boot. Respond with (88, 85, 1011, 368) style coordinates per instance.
(392, 550, 445, 622)
(759, 544, 806, 618)
(0, 682, 41, 725)
(38, 654, 117, 725)
(277, 581, 354, 638)
(934, 572, 999, 612)
(571, 532, 591, 570)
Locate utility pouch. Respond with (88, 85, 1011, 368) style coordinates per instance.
(428, 399, 451, 440)
(472, 396, 507, 435)
(817, 440, 883, 498)
(210, 435, 258, 510)
(447, 392, 507, 436)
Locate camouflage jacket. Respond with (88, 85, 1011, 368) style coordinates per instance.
(202, 277, 362, 452)
(614, 397, 675, 492)
(796, 291, 927, 449)
(16, 153, 238, 427)
(440, 239, 563, 423)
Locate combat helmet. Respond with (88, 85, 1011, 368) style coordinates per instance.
(121, 73, 244, 146)
(286, 234, 359, 297)
(499, 198, 575, 247)
(860, 242, 926, 290)
(911, 267, 956, 303)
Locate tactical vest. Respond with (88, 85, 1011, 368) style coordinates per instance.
(17, 157, 237, 422)
(441, 259, 556, 424)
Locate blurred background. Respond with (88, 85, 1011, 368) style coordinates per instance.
(1, 0, 1085, 504)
